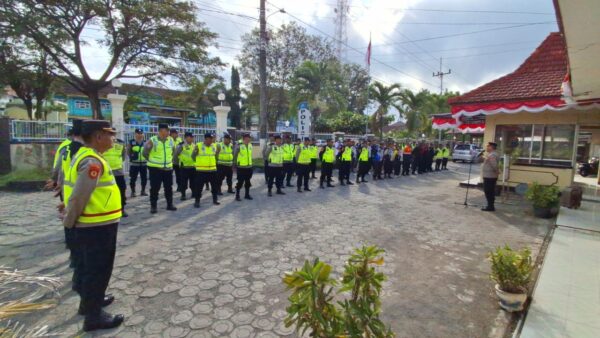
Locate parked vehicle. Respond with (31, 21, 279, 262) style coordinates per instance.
(578, 157, 599, 177)
(452, 144, 482, 163)
(315, 139, 326, 147)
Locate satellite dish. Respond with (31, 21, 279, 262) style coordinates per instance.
(515, 183, 528, 196)
(111, 78, 122, 88)
(218, 93, 225, 101)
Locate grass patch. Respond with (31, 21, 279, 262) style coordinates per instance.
(0, 169, 50, 187)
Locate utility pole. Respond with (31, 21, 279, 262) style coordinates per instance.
(432, 57, 451, 95)
(259, 0, 268, 146)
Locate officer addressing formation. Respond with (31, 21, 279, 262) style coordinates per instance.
(50, 117, 469, 331)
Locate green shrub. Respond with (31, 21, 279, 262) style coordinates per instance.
(488, 245, 533, 293)
(524, 182, 560, 208)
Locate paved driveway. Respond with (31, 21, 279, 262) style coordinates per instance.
(0, 163, 552, 337)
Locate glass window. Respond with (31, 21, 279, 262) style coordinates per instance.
(75, 100, 90, 109)
(101, 102, 111, 111)
(542, 125, 575, 165)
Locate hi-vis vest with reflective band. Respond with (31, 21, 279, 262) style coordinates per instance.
(102, 143, 124, 171)
(442, 148, 450, 158)
(435, 149, 444, 159)
(297, 145, 312, 164)
(179, 143, 195, 168)
(54, 139, 71, 168)
(217, 142, 233, 165)
(129, 140, 146, 164)
(61, 143, 83, 184)
(237, 143, 253, 167)
(309, 145, 318, 159)
(268, 145, 283, 164)
(341, 147, 353, 162)
(147, 136, 174, 169)
(359, 147, 369, 162)
(195, 143, 217, 172)
(322, 147, 335, 163)
(392, 149, 399, 160)
(64, 147, 122, 225)
(174, 136, 183, 146)
(282, 144, 295, 162)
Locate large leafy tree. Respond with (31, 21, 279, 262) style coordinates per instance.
(341, 63, 370, 114)
(1, 0, 222, 119)
(368, 82, 403, 138)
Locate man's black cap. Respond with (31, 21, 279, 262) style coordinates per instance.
(184, 132, 193, 138)
(134, 128, 143, 134)
(242, 133, 251, 138)
(204, 132, 213, 138)
(71, 119, 83, 136)
(81, 120, 116, 137)
(169, 128, 178, 134)
(158, 123, 169, 130)
(223, 133, 231, 139)
(274, 134, 281, 140)
(488, 142, 498, 147)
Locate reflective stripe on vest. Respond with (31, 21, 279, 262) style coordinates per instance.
(217, 142, 233, 165)
(130, 140, 146, 163)
(359, 148, 369, 162)
(195, 143, 217, 171)
(63, 147, 122, 224)
(341, 147, 353, 162)
(322, 147, 335, 163)
(179, 143, 195, 168)
(102, 143, 124, 171)
(147, 136, 174, 169)
(269, 145, 283, 164)
(282, 144, 295, 162)
(54, 139, 71, 168)
(237, 144, 253, 167)
(297, 145, 312, 164)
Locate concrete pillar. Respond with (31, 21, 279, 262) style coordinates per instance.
(107, 93, 127, 140)
(213, 105, 231, 139)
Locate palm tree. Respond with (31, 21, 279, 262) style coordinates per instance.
(398, 89, 430, 137)
(368, 82, 403, 139)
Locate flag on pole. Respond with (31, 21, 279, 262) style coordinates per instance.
(365, 36, 372, 67)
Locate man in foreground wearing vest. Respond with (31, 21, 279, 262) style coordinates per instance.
(192, 133, 220, 208)
(282, 135, 295, 187)
(215, 134, 235, 195)
(434, 144, 443, 171)
(265, 134, 286, 196)
(102, 138, 128, 217)
(338, 139, 354, 186)
(48, 128, 73, 191)
(319, 139, 335, 188)
(356, 140, 370, 183)
(128, 129, 148, 197)
(143, 123, 177, 214)
(60, 120, 124, 331)
(295, 137, 312, 192)
(233, 133, 254, 201)
(173, 132, 196, 201)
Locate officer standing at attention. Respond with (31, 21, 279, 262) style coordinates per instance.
(441, 143, 450, 170)
(282, 135, 296, 187)
(49, 128, 73, 189)
(102, 137, 128, 217)
(233, 133, 254, 201)
(127, 129, 148, 197)
(173, 132, 196, 201)
(338, 139, 354, 185)
(191, 133, 219, 208)
(264, 135, 275, 183)
(170, 128, 183, 193)
(434, 144, 443, 171)
(319, 139, 335, 188)
(264, 135, 286, 196)
(215, 134, 235, 195)
(295, 137, 312, 192)
(142, 123, 177, 214)
(481, 142, 499, 212)
(356, 140, 370, 184)
(309, 138, 318, 179)
(60, 120, 124, 331)
(402, 143, 412, 176)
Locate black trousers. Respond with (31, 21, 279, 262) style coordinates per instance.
(115, 175, 126, 209)
(129, 165, 147, 191)
(442, 158, 449, 169)
(180, 167, 195, 196)
(310, 159, 317, 177)
(483, 178, 498, 208)
(148, 167, 174, 207)
(264, 160, 269, 182)
(236, 167, 253, 191)
(402, 157, 412, 175)
(394, 159, 402, 175)
(267, 166, 284, 190)
(372, 161, 383, 179)
(339, 161, 352, 182)
(320, 162, 333, 185)
(217, 164, 233, 192)
(73, 223, 118, 315)
(173, 165, 181, 192)
(357, 161, 370, 181)
(435, 159, 442, 171)
(194, 171, 218, 201)
(283, 162, 295, 185)
(296, 164, 310, 189)
(383, 159, 393, 176)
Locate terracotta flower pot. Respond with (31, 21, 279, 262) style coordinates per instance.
(494, 284, 527, 312)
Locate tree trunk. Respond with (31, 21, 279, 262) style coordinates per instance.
(23, 97, 34, 120)
(87, 90, 103, 120)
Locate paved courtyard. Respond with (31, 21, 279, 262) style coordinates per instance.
(0, 163, 553, 338)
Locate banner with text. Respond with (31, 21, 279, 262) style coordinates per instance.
(297, 102, 312, 139)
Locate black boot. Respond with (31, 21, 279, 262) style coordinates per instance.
(235, 189, 241, 201)
(217, 188, 223, 196)
(194, 199, 200, 208)
(213, 196, 220, 205)
(130, 187, 136, 198)
(150, 203, 157, 214)
(122, 207, 128, 218)
(268, 189, 272, 197)
(244, 187, 253, 200)
(297, 187, 302, 193)
(320, 183, 324, 189)
(276, 188, 285, 195)
(83, 310, 124, 332)
(304, 187, 311, 192)
(327, 182, 335, 187)
(166, 203, 177, 211)
(227, 186, 234, 194)
(78, 295, 115, 315)
(346, 180, 354, 185)
(180, 192, 186, 201)
(286, 182, 294, 187)
(141, 188, 148, 196)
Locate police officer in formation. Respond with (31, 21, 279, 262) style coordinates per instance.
(233, 133, 254, 201)
(102, 138, 128, 217)
(173, 132, 196, 200)
(264, 135, 286, 196)
(282, 135, 296, 187)
(309, 138, 318, 179)
(142, 123, 177, 213)
(191, 133, 219, 207)
(170, 128, 183, 192)
(127, 129, 148, 197)
(319, 139, 335, 188)
(215, 134, 235, 195)
(295, 137, 313, 192)
(338, 139, 354, 185)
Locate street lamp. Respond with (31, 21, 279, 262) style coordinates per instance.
(218, 91, 225, 106)
(111, 78, 122, 95)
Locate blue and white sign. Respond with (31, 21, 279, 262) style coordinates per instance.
(297, 102, 311, 139)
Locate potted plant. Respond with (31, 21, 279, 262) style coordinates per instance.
(488, 245, 533, 312)
(524, 182, 560, 218)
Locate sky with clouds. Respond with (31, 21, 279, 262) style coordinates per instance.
(80, 0, 559, 95)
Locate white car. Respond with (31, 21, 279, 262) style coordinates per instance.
(315, 139, 326, 147)
(452, 144, 483, 163)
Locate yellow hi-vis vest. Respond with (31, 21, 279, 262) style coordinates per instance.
(195, 143, 217, 172)
(237, 143, 253, 167)
(268, 145, 283, 164)
(129, 140, 146, 164)
(102, 143, 124, 171)
(322, 146, 335, 163)
(54, 139, 71, 168)
(217, 142, 233, 166)
(63, 147, 122, 225)
(147, 136, 174, 169)
(341, 147, 353, 162)
(179, 142, 195, 168)
(310, 145, 318, 159)
(282, 144, 295, 162)
(359, 147, 369, 162)
(297, 145, 312, 164)
(435, 149, 444, 160)
(442, 148, 450, 158)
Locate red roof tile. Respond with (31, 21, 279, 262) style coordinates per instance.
(448, 32, 567, 105)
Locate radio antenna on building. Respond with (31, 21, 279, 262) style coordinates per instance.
(334, 0, 349, 61)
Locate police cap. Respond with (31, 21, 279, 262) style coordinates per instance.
(81, 120, 116, 137)
(204, 132, 213, 138)
(158, 123, 169, 130)
(184, 132, 193, 138)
